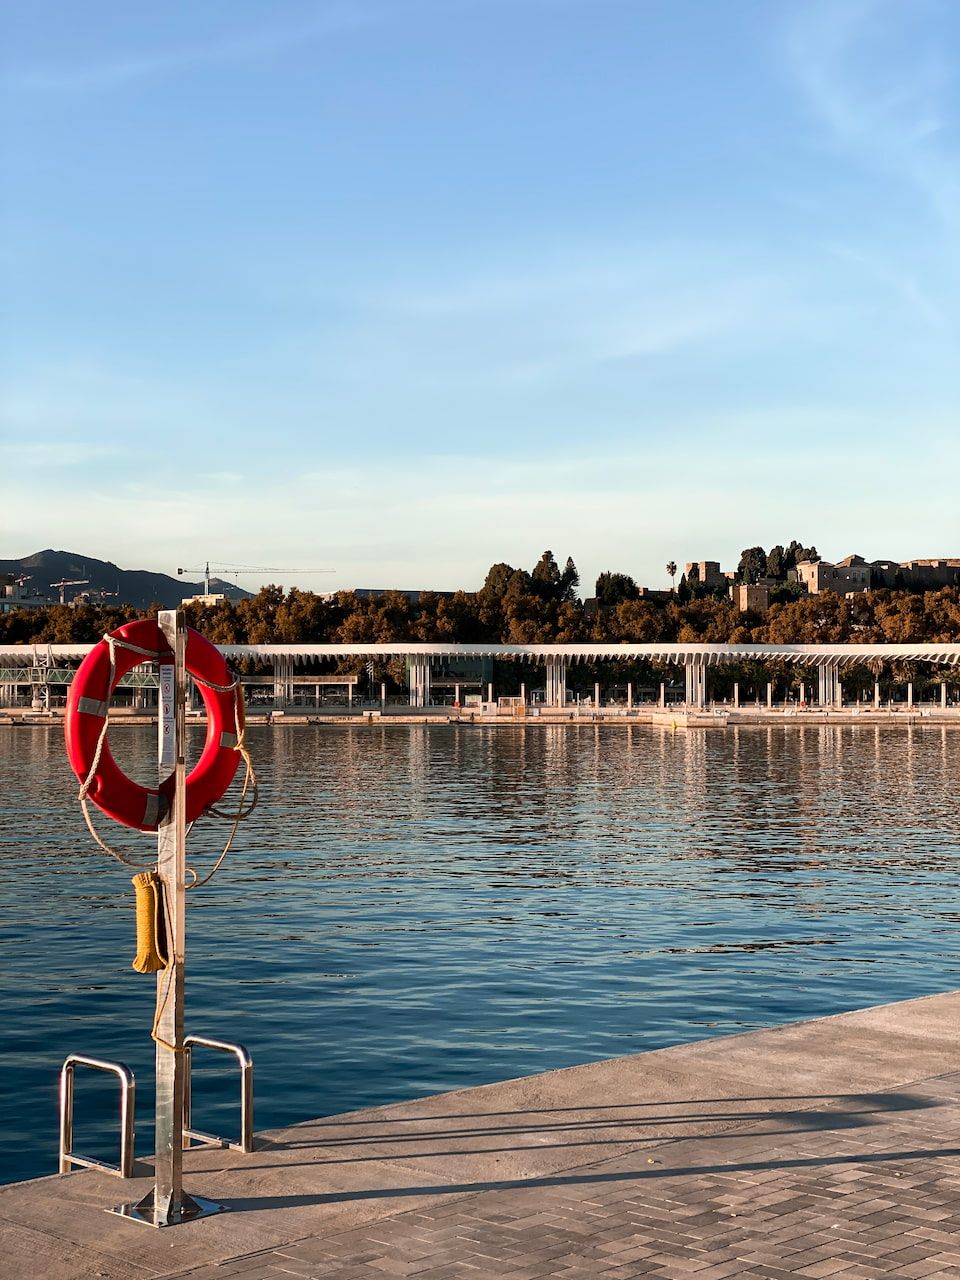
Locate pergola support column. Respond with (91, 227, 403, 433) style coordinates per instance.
(273, 655, 294, 708)
(545, 658, 567, 708)
(817, 664, 840, 709)
(685, 659, 706, 709)
(409, 657, 432, 707)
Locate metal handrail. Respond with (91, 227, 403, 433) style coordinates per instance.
(182, 1035, 254, 1154)
(59, 1054, 136, 1179)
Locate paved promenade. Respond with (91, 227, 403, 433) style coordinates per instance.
(2, 993, 959, 1280)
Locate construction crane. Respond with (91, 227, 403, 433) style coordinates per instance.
(177, 561, 334, 594)
(50, 578, 89, 605)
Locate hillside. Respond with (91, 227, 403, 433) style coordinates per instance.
(0, 550, 252, 610)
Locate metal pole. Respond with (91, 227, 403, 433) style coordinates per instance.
(153, 609, 187, 1223)
(113, 609, 224, 1226)
(58, 1062, 74, 1174)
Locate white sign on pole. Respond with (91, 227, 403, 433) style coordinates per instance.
(159, 664, 175, 769)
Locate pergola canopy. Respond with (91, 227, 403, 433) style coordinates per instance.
(1, 641, 958, 668)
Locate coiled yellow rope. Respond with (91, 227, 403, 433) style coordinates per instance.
(131, 870, 169, 973)
(131, 870, 181, 1051)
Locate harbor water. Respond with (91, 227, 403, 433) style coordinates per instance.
(1, 722, 958, 1185)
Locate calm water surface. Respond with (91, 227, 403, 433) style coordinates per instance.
(1, 722, 958, 1184)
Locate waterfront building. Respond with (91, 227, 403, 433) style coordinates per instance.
(0, 577, 51, 614)
(794, 555, 960, 595)
(731, 583, 770, 613)
(883, 558, 960, 590)
(180, 592, 229, 607)
(793, 556, 872, 595)
(683, 560, 734, 589)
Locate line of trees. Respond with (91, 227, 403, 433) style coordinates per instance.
(3, 548, 959, 651)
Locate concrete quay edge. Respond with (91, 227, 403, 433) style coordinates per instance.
(1, 990, 959, 1279)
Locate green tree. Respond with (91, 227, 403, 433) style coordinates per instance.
(784, 539, 818, 569)
(531, 550, 562, 602)
(477, 562, 516, 634)
(560, 556, 580, 602)
(737, 546, 767, 584)
(594, 571, 639, 607)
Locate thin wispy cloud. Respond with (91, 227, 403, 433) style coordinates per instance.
(821, 241, 944, 326)
(326, 258, 790, 392)
(0, 441, 123, 468)
(5, 0, 960, 588)
(4, 4, 375, 93)
(786, 0, 960, 229)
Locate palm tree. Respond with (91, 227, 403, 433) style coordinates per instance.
(666, 561, 677, 593)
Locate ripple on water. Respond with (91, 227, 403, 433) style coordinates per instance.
(1, 721, 959, 1184)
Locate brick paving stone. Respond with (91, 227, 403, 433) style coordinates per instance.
(161, 1073, 960, 1280)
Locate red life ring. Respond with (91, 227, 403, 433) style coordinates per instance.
(65, 619, 243, 831)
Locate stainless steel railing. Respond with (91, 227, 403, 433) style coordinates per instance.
(182, 1035, 254, 1154)
(59, 1054, 136, 1179)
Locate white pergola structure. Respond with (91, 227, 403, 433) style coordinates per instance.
(2, 641, 959, 710)
(229, 643, 960, 710)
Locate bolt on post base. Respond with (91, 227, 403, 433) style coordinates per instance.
(108, 1188, 227, 1228)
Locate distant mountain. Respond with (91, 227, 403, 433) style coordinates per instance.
(0, 550, 253, 610)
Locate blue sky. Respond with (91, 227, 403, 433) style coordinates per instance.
(2, 0, 958, 595)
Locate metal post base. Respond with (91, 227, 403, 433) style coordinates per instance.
(108, 1188, 226, 1228)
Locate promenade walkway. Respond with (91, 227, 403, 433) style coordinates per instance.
(2, 993, 959, 1280)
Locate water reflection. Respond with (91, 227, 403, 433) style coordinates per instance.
(1, 722, 959, 1185)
